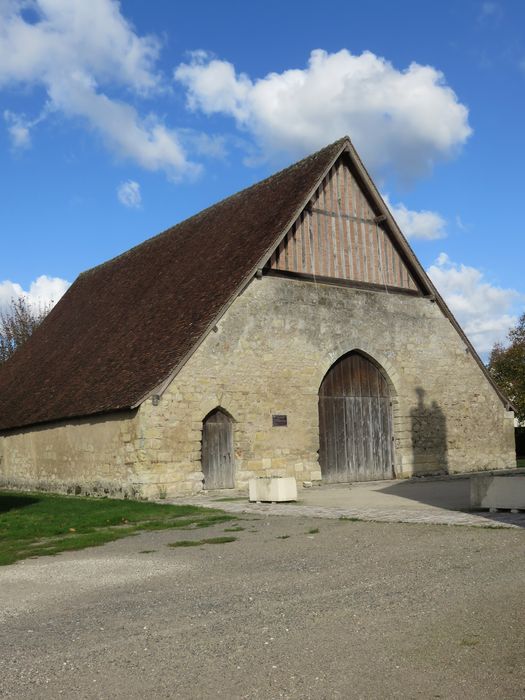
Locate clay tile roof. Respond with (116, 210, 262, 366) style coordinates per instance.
(0, 138, 347, 431)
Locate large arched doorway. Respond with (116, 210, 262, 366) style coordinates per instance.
(201, 408, 235, 489)
(318, 352, 394, 482)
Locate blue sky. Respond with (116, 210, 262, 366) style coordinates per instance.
(0, 0, 524, 355)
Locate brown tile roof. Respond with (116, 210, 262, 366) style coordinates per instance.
(0, 138, 347, 431)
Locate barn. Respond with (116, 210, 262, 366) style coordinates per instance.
(0, 137, 516, 498)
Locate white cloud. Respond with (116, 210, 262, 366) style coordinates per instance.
(0, 275, 70, 311)
(478, 2, 501, 22)
(3, 109, 31, 148)
(117, 179, 141, 208)
(3, 106, 49, 149)
(382, 195, 446, 240)
(0, 0, 198, 179)
(175, 49, 472, 180)
(427, 253, 522, 354)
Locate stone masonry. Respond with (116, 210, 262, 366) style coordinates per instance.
(0, 275, 516, 498)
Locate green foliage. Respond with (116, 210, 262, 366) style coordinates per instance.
(488, 312, 525, 423)
(0, 296, 51, 364)
(0, 491, 233, 565)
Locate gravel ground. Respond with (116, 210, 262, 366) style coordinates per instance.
(1, 515, 524, 699)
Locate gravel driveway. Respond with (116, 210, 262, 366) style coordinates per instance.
(1, 515, 524, 699)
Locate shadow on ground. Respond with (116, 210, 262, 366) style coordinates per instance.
(379, 477, 525, 528)
(0, 493, 40, 514)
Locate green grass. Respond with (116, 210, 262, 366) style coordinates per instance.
(168, 536, 237, 548)
(224, 525, 245, 532)
(277, 534, 290, 539)
(517, 458, 525, 468)
(307, 528, 319, 534)
(0, 491, 234, 566)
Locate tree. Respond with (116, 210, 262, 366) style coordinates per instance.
(488, 312, 525, 423)
(0, 296, 51, 365)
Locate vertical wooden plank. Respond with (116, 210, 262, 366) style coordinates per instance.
(358, 190, 369, 283)
(202, 410, 234, 489)
(307, 209, 315, 274)
(301, 211, 309, 273)
(333, 397, 345, 480)
(336, 165, 348, 280)
(326, 398, 337, 482)
(343, 166, 353, 281)
(370, 220, 379, 285)
(344, 398, 355, 480)
(318, 396, 328, 479)
(382, 235, 392, 285)
(356, 395, 367, 480)
(318, 396, 326, 479)
(283, 231, 289, 271)
(318, 183, 326, 276)
(318, 353, 394, 484)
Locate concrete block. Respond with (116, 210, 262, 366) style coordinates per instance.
(249, 476, 297, 502)
(471, 474, 525, 510)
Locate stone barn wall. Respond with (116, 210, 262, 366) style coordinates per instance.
(140, 275, 516, 495)
(0, 275, 516, 498)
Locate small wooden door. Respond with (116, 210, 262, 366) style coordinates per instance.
(202, 409, 234, 489)
(318, 352, 394, 482)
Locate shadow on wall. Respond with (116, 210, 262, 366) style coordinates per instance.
(410, 387, 448, 476)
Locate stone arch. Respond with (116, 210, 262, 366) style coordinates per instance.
(321, 343, 401, 398)
(318, 350, 396, 483)
(201, 406, 235, 489)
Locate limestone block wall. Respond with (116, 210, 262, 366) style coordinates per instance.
(139, 275, 516, 495)
(0, 411, 146, 497)
(0, 275, 516, 498)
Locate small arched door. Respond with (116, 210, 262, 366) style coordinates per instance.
(202, 408, 234, 489)
(318, 352, 394, 483)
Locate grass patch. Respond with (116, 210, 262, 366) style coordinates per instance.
(168, 536, 237, 548)
(339, 516, 361, 522)
(460, 637, 480, 647)
(307, 528, 319, 534)
(0, 490, 234, 566)
(277, 534, 290, 539)
(139, 550, 156, 554)
(224, 525, 245, 532)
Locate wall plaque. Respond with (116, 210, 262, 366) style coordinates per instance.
(272, 414, 288, 427)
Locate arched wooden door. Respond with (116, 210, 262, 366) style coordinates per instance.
(318, 352, 394, 482)
(202, 409, 235, 489)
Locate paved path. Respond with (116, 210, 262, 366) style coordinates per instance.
(168, 478, 525, 529)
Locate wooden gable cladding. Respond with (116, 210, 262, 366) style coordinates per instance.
(267, 157, 421, 293)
